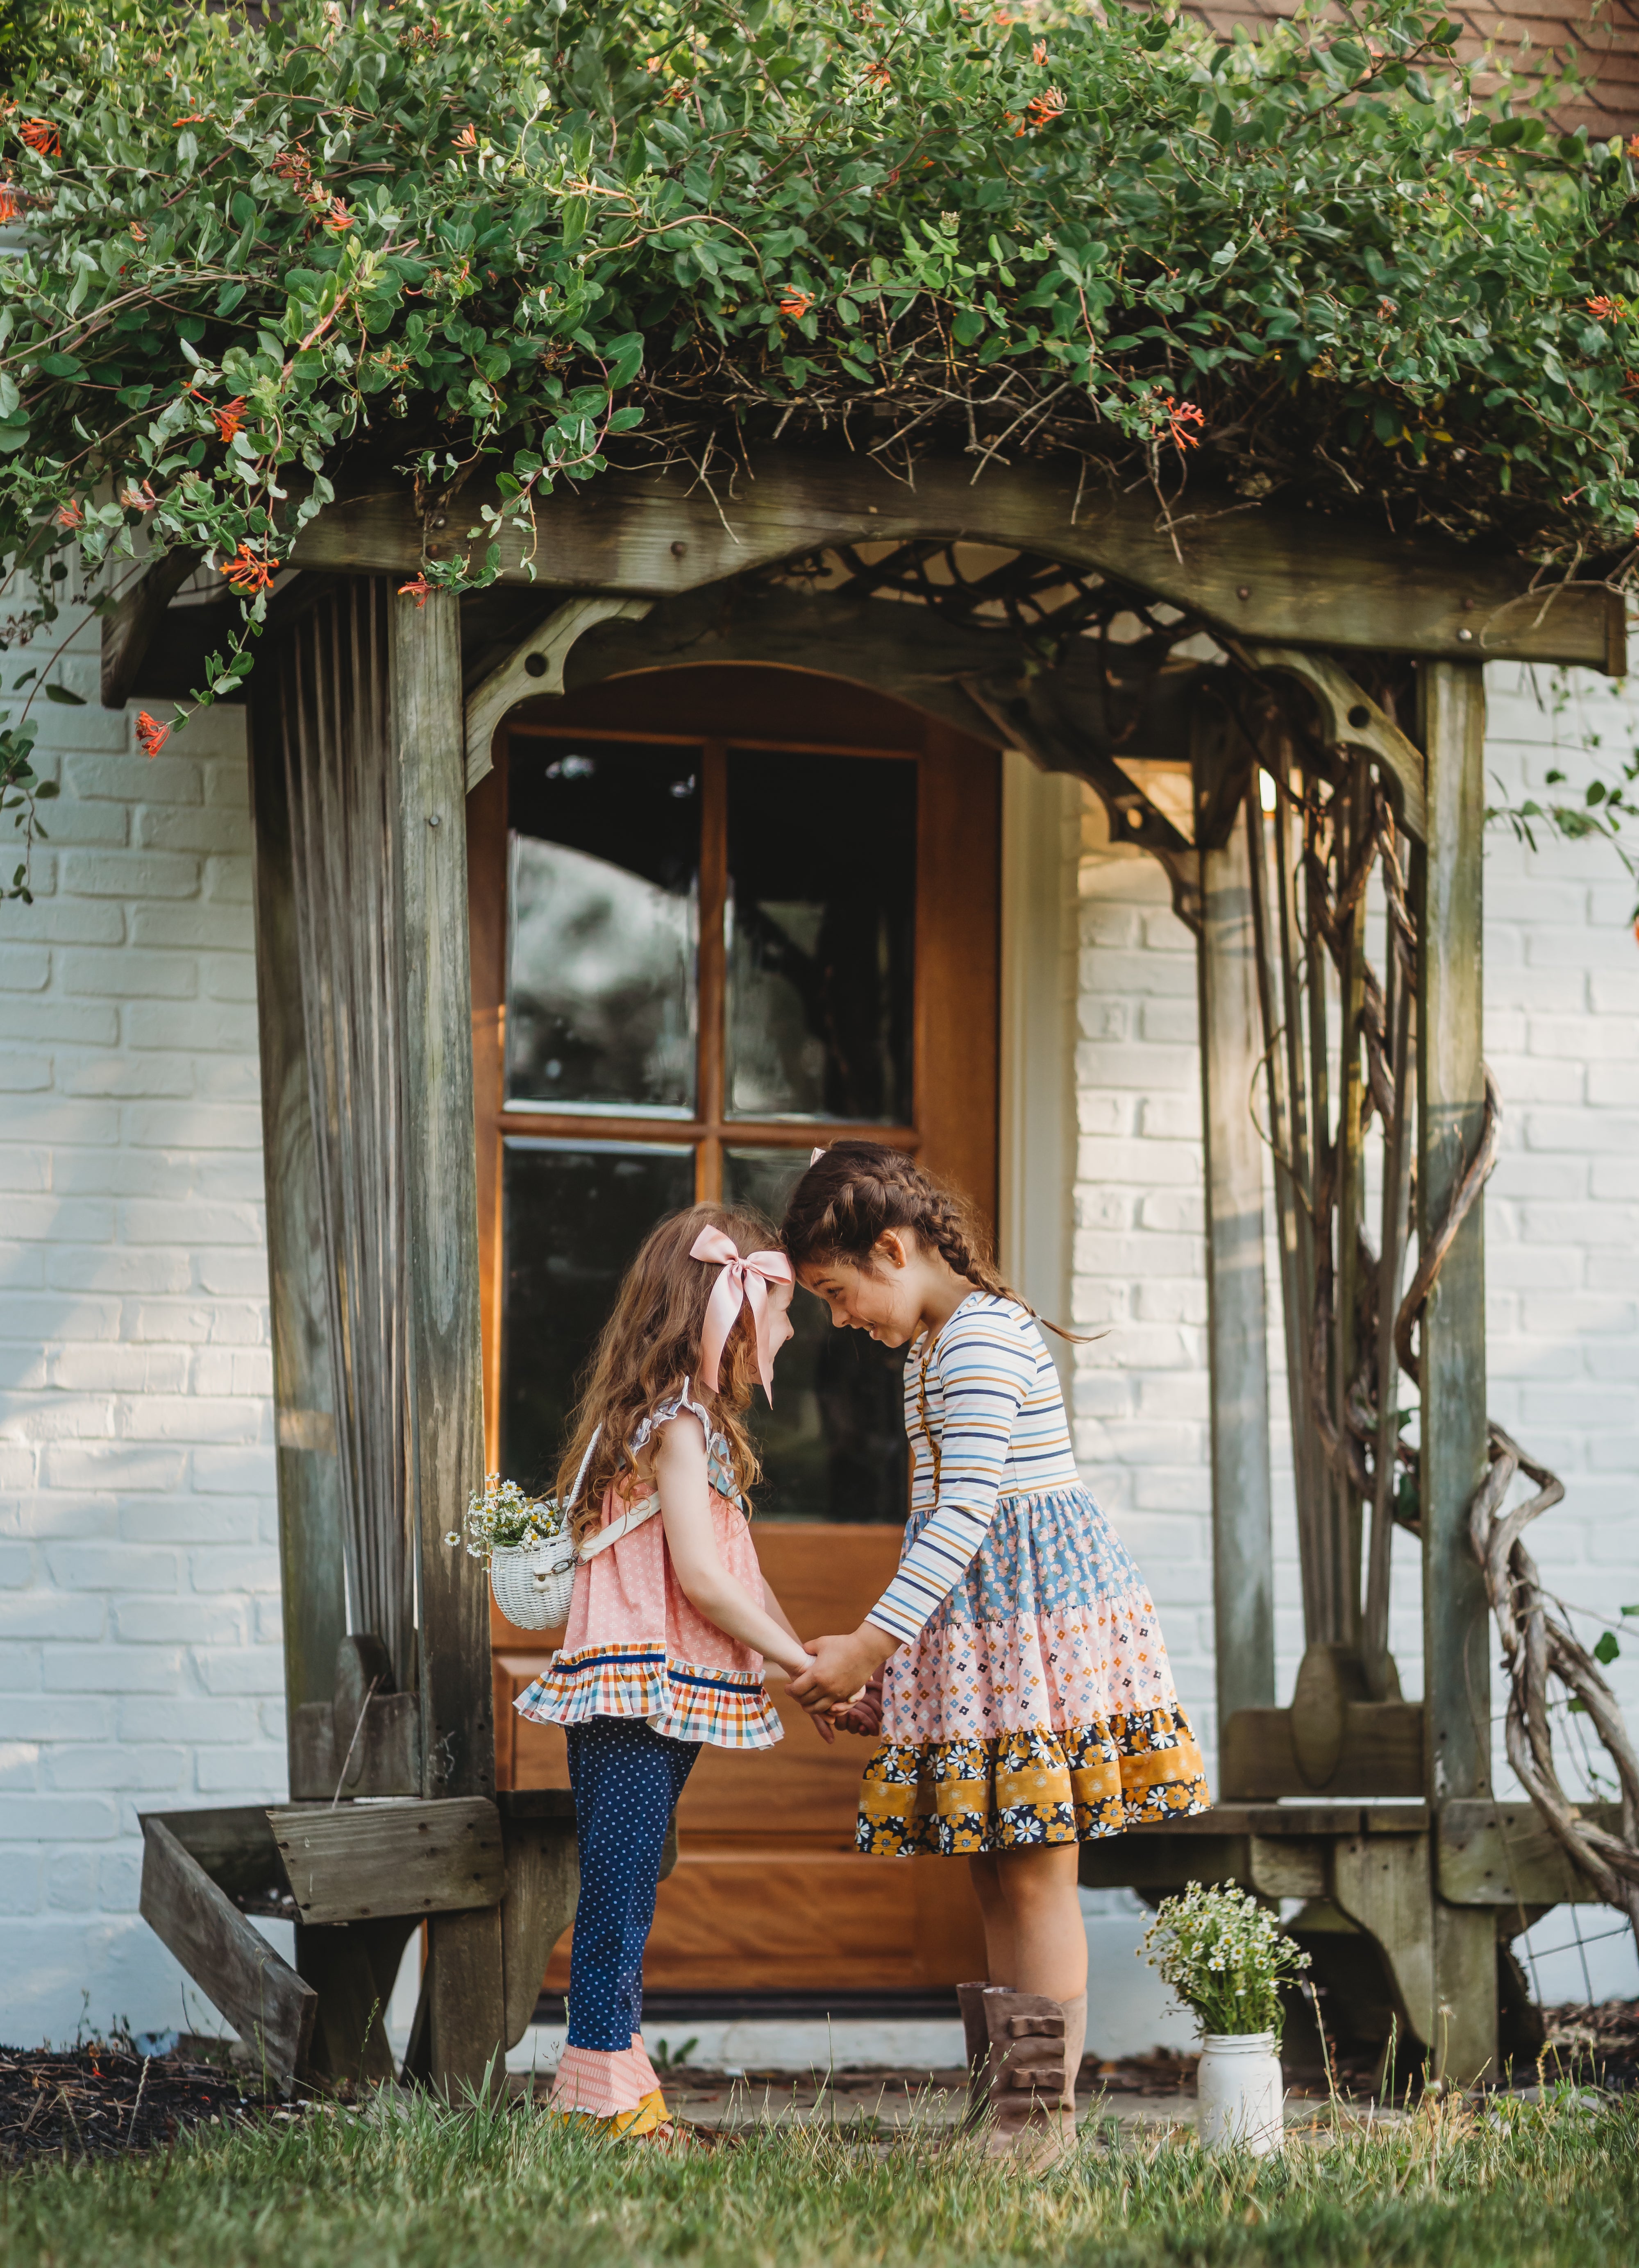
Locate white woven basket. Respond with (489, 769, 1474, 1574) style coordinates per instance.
(489, 1534, 577, 1630)
(486, 1427, 600, 1631)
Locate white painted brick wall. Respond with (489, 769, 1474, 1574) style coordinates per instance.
(1071, 664, 1639, 2005)
(0, 603, 287, 2044)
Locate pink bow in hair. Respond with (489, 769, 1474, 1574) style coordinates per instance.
(691, 1225, 794, 1401)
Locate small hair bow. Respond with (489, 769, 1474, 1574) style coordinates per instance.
(810, 1145, 827, 1165)
(691, 1225, 794, 1401)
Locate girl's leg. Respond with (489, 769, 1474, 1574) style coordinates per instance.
(967, 1851, 1019, 1987)
(988, 1842, 1086, 2003)
(564, 1719, 701, 2057)
(976, 1842, 1088, 2153)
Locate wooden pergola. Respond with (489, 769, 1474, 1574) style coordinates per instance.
(118, 441, 1624, 2094)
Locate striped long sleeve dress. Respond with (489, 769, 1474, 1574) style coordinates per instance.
(857, 1292, 1210, 1857)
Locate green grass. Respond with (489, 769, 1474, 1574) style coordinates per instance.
(3, 2084, 1634, 2268)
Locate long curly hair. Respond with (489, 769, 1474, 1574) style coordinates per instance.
(554, 1202, 778, 1545)
(780, 1139, 1076, 1339)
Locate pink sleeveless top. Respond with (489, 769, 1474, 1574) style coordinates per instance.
(513, 1383, 783, 1751)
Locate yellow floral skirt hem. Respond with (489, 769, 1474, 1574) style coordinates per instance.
(548, 2087, 671, 2140)
(857, 1709, 1210, 1858)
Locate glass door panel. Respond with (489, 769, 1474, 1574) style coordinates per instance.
(724, 749, 916, 1123)
(501, 1137, 695, 1493)
(724, 1147, 908, 1523)
(506, 740, 700, 1114)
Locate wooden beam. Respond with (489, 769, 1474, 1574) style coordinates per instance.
(267, 1797, 504, 1925)
(290, 451, 1623, 669)
(1417, 658, 1497, 2090)
(296, 1916, 418, 2086)
(147, 1804, 292, 1901)
(497, 1799, 580, 2050)
(425, 1908, 508, 2097)
(464, 595, 652, 790)
(139, 1816, 316, 2089)
(1243, 646, 1428, 841)
(247, 663, 348, 1769)
(1219, 1701, 1425, 1800)
(99, 547, 204, 710)
(1437, 1799, 1626, 1908)
(389, 589, 492, 1806)
(288, 1694, 421, 1799)
(1196, 787, 1276, 1727)
(1332, 1831, 1436, 2048)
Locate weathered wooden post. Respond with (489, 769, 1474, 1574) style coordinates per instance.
(1416, 658, 1497, 2087)
(243, 578, 499, 2090)
(391, 586, 501, 2083)
(1194, 745, 1276, 1730)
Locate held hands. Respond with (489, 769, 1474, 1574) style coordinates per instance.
(789, 1623, 897, 1713)
(831, 1669, 884, 1738)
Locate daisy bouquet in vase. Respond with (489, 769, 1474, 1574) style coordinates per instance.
(1140, 1881, 1310, 2156)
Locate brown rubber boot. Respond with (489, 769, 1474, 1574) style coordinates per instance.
(980, 1988, 1071, 2168)
(1058, 1990, 1087, 2151)
(956, 1981, 992, 2130)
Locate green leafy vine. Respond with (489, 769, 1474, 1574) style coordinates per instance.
(3, 0, 1639, 899)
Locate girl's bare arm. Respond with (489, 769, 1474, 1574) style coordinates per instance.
(652, 1419, 812, 1679)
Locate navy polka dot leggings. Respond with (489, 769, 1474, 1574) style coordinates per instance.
(564, 1715, 702, 2053)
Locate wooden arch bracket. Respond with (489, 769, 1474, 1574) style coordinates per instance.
(463, 594, 652, 790)
(1242, 642, 1428, 841)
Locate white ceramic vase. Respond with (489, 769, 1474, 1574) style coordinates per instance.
(1196, 2031, 1284, 2156)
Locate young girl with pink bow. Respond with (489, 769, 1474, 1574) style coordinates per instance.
(515, 1203, 821, 2143)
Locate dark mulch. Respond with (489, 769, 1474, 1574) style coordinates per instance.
(1541, 2000, 1639, 2090)
(0, 2044, 271, 2165)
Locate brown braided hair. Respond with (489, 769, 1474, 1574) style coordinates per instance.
(780, 1140, 1077, 1339)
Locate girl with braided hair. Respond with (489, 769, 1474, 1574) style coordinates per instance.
(783, 1141, 1209, 2166)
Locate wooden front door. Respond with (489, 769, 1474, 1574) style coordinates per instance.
(470, 663, 999, 1996)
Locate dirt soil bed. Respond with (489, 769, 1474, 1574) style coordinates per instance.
(0, 2045, 268, 2164)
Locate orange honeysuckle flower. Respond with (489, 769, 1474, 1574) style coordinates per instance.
(1024, 85, 1066, 130)
(171, 115, 207, 127)
(19, 119, 60, 158)
(136, 712, 171, 759)
(271, 149, 313, 187)
(779, 289, 813, 320)
(398, 573, 432, 608)
(120, 481, 159, 511)
(864, 59, 891, 88)
(220, 542, 276, 595)
(1587, 295, 1617, 319)
(129, 220, 147, 243)
(1032, 38, 1048, 62)
(212, 396, 247, 444)
(1628, 136, 1639, 160)
(1165, 396, 1204, 451)
(320, 196, 353, 233)
(54, 499, 84, 528)
(453, 123, 477, 151)
(0, 184, 16, 224)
